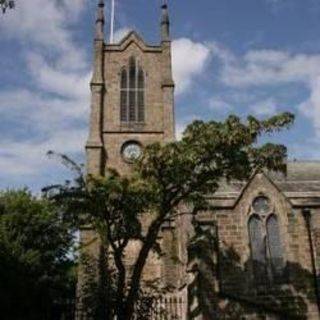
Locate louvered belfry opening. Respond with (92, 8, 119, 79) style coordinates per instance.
(120, 57, 145, 123)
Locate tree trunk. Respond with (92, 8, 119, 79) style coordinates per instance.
(114, 249, 127, 320)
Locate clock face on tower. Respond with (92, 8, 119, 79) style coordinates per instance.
(121, 141, 142, 162)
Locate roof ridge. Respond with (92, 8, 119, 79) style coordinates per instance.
(287, 160, 320, 164)
(276, 180, 320, 183)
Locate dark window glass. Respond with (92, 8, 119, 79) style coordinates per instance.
(267, 215, 285, 280)
(138, 68, 144, 89)
(253, 196, 271, 215)
(121, 68, 127, 89)
(129, 57, 136, 90)
(248, 215, 267, 284)
(138, 91, 144, 122)
(120, 69, 128, 122)
(129, 90, 136, 121)
(137, 68, 144, 122)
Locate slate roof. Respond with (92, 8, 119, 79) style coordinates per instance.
(270, 161, 320, 193)
(269, 161, 320, 182)
(212, 162, 320, 207)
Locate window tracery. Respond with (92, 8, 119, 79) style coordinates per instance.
(120, 57, 145, 123)
(248, 196, 285, 285)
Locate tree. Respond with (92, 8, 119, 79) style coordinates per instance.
(0, 0, 14, 13)
(0, 190, 76, 320)
(46, 113, 295, 320)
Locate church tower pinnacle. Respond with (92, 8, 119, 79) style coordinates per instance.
(86, 0, 106, 176)
(161, 0, 170, 42)
(95, 0, 105, 41)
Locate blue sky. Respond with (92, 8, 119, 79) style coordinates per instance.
(1, 0, 320, 191)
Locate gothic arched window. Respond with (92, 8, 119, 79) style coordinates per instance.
(137, 68, 145, 122)
(120, 68, 128, 122)
(120, 57, 145, 123)
(248, 196, 285, 286)
(248, 215, 267, 284)
(267, 215, 285, 280)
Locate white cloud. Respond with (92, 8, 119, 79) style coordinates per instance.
(175, 114, 200, 140)
(113, 27, 132, 43)
(0, 0, 90, 185)
(175, 123, 186, 141)
(248, 98, 278, 117)
(299, 75, 320, 136)
(209, 41, 236, 65)
(26, 53, 91, 99)
(219, 49, 320, 88)
(212, 45, 320, 137)
(0, 127, 87, 176)
(0, 0, 87, 70)
(172, 38, 211, 95)
(209, 97, 233, 112)
(0, 89, 89, 132)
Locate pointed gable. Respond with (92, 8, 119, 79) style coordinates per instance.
(211, 163, 320, 209)
(209, 171, 290, 209)
(105, 31, 162, 53)
(233, 171, 289, 210)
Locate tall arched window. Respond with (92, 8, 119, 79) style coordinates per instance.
(248, 215, 267, 284)
(267, 215, 285, 280)
(120, 57, 145, 123)
(248, 196, 285, 286)
(120, 68, 128, 122)
(137, 68, 145, 122)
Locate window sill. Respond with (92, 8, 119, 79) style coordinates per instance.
(120, 121, 145, 126)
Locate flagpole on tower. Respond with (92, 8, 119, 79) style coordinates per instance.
(110, 0, 115, 43)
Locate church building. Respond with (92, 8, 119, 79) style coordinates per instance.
(79, 1, 320, 319)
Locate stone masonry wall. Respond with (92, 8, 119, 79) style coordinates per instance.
(194, 173, 320, 319)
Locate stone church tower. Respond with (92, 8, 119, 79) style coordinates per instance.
(78, 1, 187, 318)
(86, 0, 175, 178)
(79, 1, 320, 319)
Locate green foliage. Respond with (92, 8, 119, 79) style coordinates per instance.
(138, 113, 294, 209)
(0, 189, 76, 320)
(0, 0, 14, 13)
(46, 113, 294, 320)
